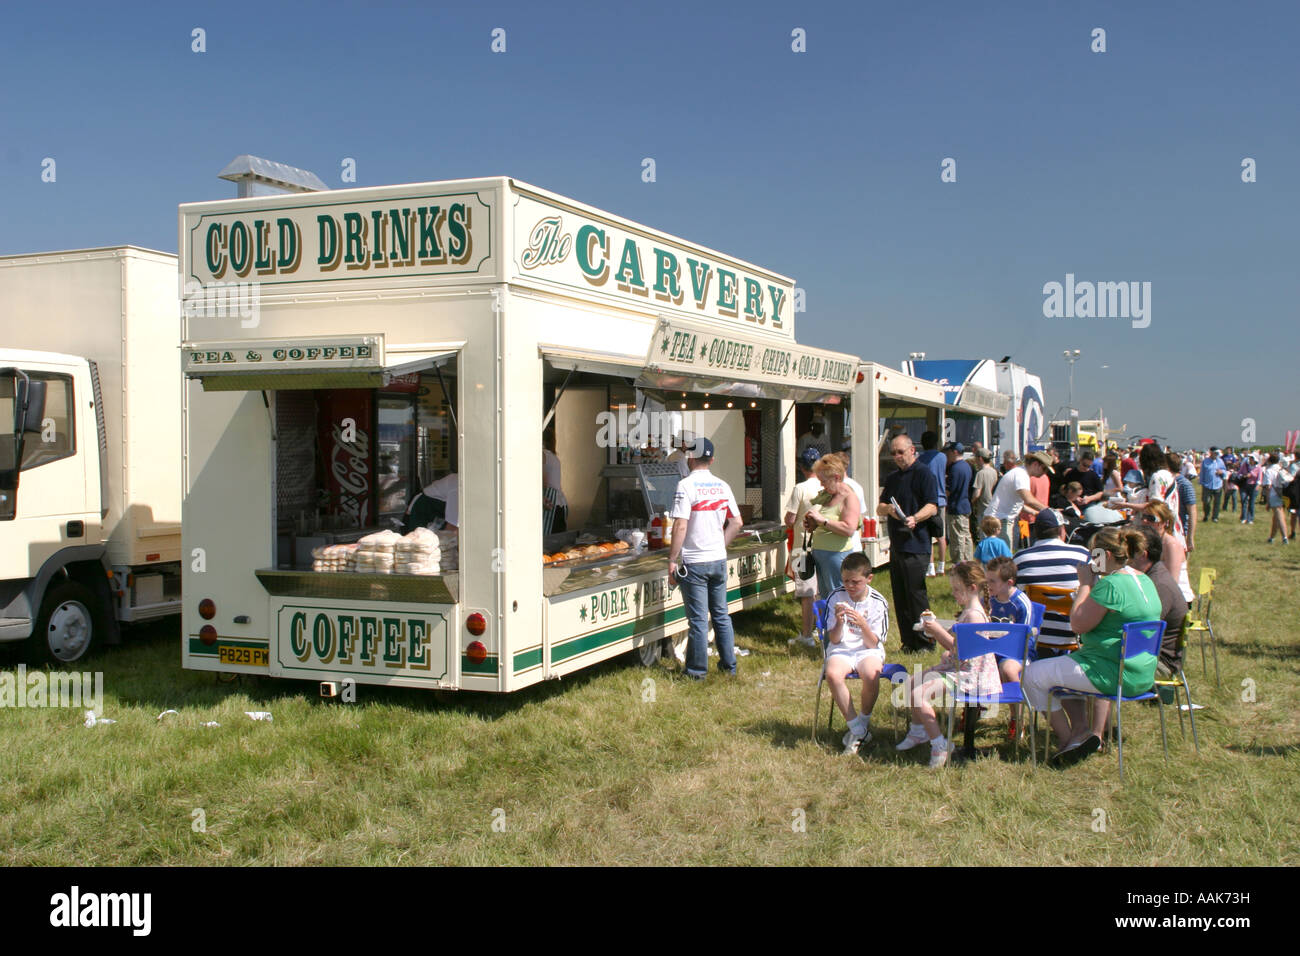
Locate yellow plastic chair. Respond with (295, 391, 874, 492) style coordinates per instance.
(1185, 568, 1218, 686)
(1152, 618, 1201, 752)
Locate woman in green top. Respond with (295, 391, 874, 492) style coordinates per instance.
(803, 455, 861, 600)
(1023, 526, 1161, 765)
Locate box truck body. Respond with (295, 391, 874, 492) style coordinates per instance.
(0, 246, 181, 663)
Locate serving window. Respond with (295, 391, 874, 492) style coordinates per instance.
(270, 357, 459, 578)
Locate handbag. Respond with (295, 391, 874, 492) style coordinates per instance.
(789, 531, 817, 580)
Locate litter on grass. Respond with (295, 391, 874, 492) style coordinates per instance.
(201, 721, 220, 728)
(157, 709, 179, 720)
(83, 711, 116, 728)
(244, 711, 273, 722)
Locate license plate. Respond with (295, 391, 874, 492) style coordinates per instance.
(218, 646, 269, 667)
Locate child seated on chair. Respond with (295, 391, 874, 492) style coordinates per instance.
(824, 552, 890, 755)
(896, 561, 1002, 768)
(985, 556, 1034, 683)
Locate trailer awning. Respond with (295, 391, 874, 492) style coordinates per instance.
(638, 317, 859, 404)
(864, 364, 950, 411)
(540, 344, 643, 381)
(183, 335, 458, 391)
(954, 382, 1011, 418)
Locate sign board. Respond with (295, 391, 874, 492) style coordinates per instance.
(513, 193, 795, 338)
(182, 335, 384, 374)
(183, 189, 493, 288)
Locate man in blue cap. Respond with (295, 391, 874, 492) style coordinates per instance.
(668, 436, 744, 678)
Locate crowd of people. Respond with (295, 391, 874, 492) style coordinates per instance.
(668, 427, 1298, 769)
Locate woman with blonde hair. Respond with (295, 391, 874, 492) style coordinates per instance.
(1022, 526, 1161, 766)
(1142, 500, 1193, 605)
(803, 454, 861, 598)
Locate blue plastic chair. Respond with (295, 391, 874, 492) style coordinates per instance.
(811, 599, 904, 742)
(1046, 620, 1165, 781)
(943, 622, 1034, 765)
(1005, 602, 1046, 747)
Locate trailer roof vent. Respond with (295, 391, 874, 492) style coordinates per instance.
(218, 155, 327, 197)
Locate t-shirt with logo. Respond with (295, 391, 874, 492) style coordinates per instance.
(988, 587, 1035, 660)
(671, 469, 741, 564)
(824, 584, 890, 655)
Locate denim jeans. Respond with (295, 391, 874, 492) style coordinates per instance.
(1202, 487, 1222, 521)
(812, 548, 848, 601)
(1240, 484, 1257, 522)
(679, 559, 736, 677)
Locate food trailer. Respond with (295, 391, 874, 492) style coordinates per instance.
(179, 178, 859, 692)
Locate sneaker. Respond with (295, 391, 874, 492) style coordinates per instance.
(929, 744, 951, 768)
(926, 563, 936, 577)
(1267, 538, 1274, 544)
(896, 729, 930, 751)
(794, 634, 819, 648)
(734, 647, 751, 657)
(842, 729, 872, 755)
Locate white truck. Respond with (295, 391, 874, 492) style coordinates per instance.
(0, 247, 182, 664)
(902, 358, 1044, 460)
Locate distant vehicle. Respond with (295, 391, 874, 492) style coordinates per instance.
(902, 358, 1041, 459)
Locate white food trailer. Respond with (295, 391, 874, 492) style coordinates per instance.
(179, 178, 860, 692)
(1, 247, 182, 663)
(902, 358, 1039, 459)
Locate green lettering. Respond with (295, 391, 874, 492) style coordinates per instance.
(576, 225, 608, 283)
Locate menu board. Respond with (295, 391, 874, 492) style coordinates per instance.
(638, 461, 687, 518)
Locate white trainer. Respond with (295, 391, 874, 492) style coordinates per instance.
(896, 730, 930, 752)
(929, 744, 951, 769)
(842, 730, 872, 755)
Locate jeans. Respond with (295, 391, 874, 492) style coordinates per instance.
(679, 560, 736, 677)
(1222, 486, 1237, 512)
(812, 548, 848, 601)
(1240, 484, 1257, 522)
(1202, 487, 1222, 521)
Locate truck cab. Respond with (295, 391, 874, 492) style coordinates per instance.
(1, 351, 116, 662)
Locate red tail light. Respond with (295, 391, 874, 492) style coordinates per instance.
(199, 599, 216, 620)
(199, 625, 218, 645)
(466, 612, 487, 636)
(466, 641, 487, 663)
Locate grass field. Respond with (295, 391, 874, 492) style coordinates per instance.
(1, 516, 1296, 866)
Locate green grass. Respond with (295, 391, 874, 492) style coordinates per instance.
(1, 516, 1296, 865)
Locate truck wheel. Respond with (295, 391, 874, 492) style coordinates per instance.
(632, 638, 663, 667)
(28, 581, 103, 665)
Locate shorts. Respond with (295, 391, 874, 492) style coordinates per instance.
(1268, 490, 1285, 509)
(935, 506, 947, 535)
(829, 646, 885, 669)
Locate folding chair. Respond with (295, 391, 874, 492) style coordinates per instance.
(942, 622, 1035, 766)
(1152, 618, 1200, 753)
(1185, 568, 1219, 686)
(811, 600, 906, 742)
(1006, 602, 1046, 744)
(1047, 620, 1166, 781)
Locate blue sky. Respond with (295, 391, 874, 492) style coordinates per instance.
(2, 0, 1295, 448)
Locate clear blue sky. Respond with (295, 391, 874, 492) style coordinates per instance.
(2, 0, 1295, 448)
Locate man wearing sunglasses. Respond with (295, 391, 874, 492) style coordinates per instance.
(876, 434, 940, 650)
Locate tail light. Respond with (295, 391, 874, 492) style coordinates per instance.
(466, 641, 487, 664)
(199, 625, 218, 645)
(466, 612, 487, 636)
(199, 598, 216, 620)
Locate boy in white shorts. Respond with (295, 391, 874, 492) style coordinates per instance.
(823, 552, 891, 754)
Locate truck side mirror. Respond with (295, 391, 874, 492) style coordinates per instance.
(17, 378, 47, 434)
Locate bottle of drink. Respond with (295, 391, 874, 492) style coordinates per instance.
(648, 513, 664, 549)
(661, 511, 673, 546)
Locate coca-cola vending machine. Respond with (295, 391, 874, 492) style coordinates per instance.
(316, 390, 375, 529)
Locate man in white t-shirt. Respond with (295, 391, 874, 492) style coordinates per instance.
(668, 437, 744, 678)
(784, 446, 824, 647)
(984, 452, 1051, 550)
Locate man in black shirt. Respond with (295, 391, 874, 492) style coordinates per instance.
(1063, 450, 1105, 506)
(877, 434, 940, 651)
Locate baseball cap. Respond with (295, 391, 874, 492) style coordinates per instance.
(799, 446, 822, 467)
(1026, 451, 1055, 472)
(975, 446, 993, 461)
(687, 436, 715, 459)
(942, 441, 965, 454)
(1034, 508, 1065, 530)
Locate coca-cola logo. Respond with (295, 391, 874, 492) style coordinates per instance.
(330, 423, 370, 525)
